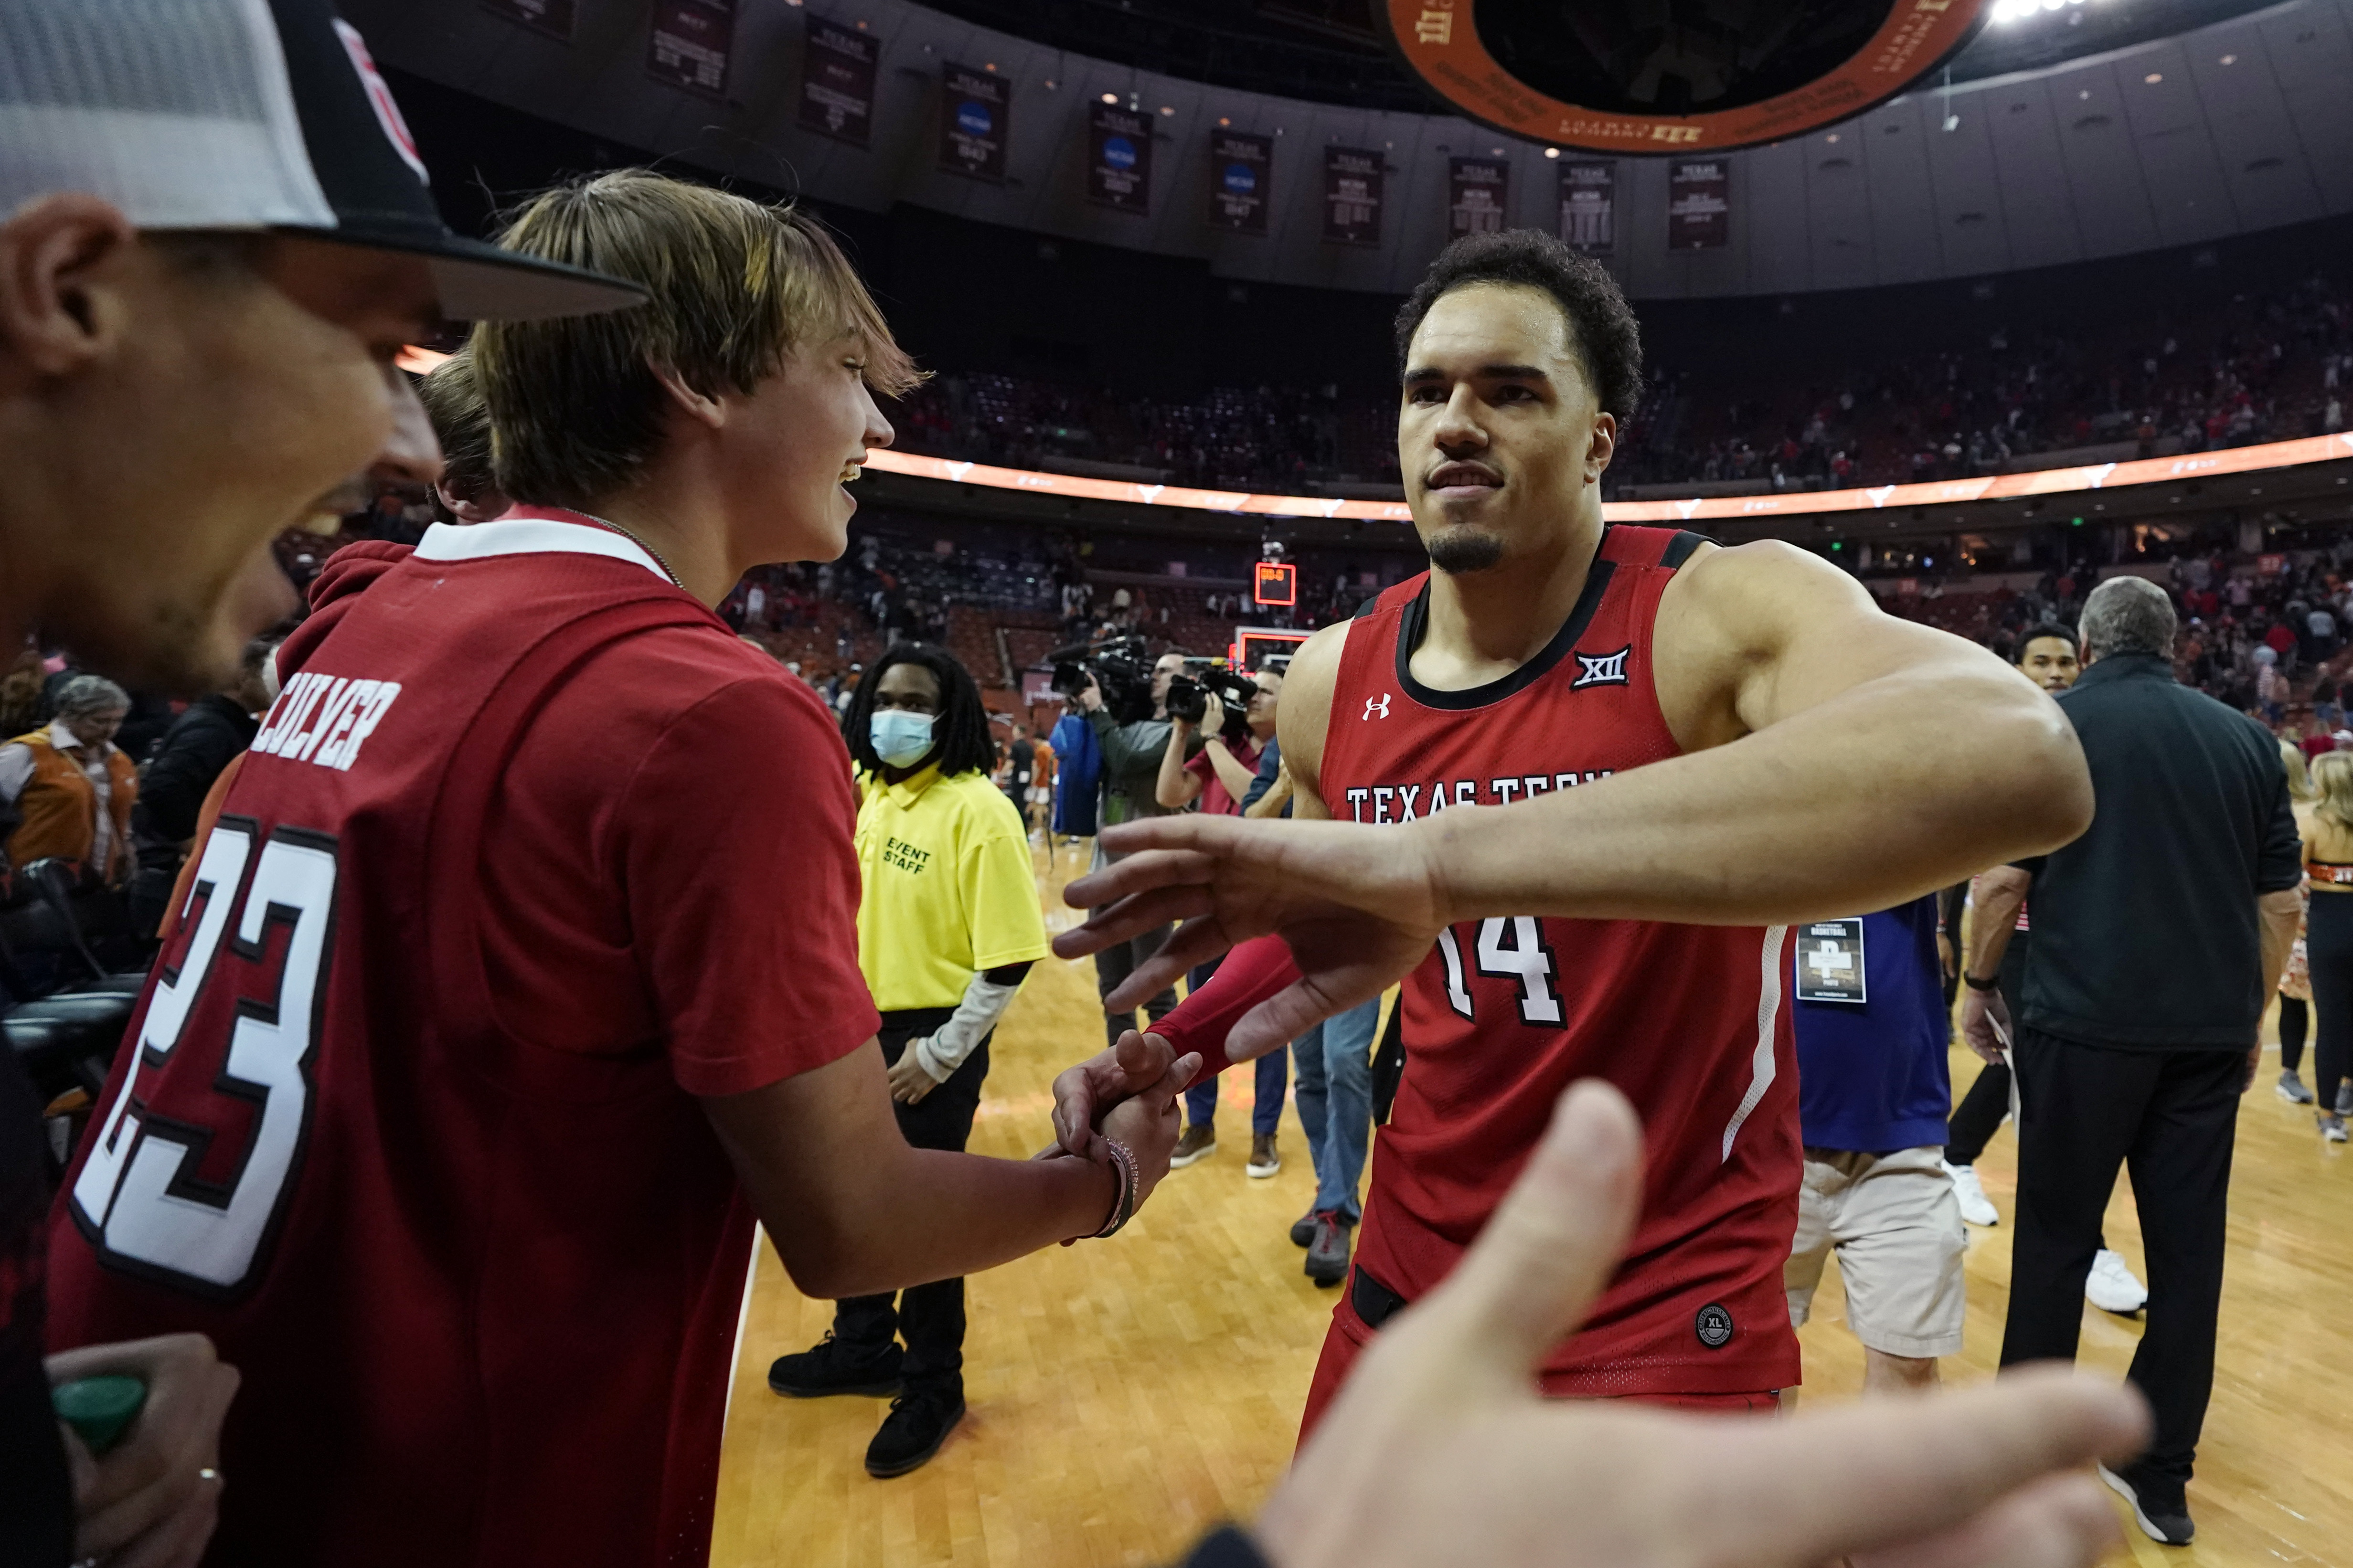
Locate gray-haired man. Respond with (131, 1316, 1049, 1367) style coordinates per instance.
(1962, 575, 2303, 1547)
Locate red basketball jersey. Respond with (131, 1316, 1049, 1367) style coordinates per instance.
(1321, 525, 1801, 1398)
(45, 515, 878, 1566)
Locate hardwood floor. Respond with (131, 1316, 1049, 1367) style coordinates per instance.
(711, 842, 2353, 1567)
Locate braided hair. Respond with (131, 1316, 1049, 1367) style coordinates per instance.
(841, 642, 995, 778)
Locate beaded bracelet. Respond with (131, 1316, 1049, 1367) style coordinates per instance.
(1048, 1136, 1139, 1246)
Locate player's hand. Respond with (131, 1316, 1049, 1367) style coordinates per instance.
(1096, 1044, 1197, 1213)
(1054, 813, 1449, 1062)
(886, 1049, 938, 1105)
(49, 1333, 240, 1568)
(1251, 1081, 2148, 1568)
(1959, 983, 2012, 1066)
(1052, 1030, 1177, 1158)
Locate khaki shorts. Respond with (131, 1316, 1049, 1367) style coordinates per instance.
(1784, 1145, 1967, 1359)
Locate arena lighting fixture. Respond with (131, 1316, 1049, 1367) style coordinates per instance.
(1543, 146, 1560, 158)
(1101, 92, 1118, 104)
(859, 432, 2353, 526)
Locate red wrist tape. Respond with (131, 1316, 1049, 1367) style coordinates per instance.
(1153, 934, 1299, 1076)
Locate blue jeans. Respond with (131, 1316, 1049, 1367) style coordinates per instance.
(1288, 996, 1378, 1222)
(1182, 1044, 1288, 1137)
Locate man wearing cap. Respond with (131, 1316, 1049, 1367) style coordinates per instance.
(0, 0, 638, 1562)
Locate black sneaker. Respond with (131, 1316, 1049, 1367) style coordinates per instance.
(1290, 1208, 1319, 1247)
(2099, 1462, 2194, 1546)
(1305, 1210, 1355, 1287)
(768, 1332, 903, 1398)
(866, 1384, 966, 1478)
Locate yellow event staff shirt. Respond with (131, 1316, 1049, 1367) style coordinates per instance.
(854, 762, 1051, 1012)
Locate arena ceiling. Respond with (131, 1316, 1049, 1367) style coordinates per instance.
(903, 0, 2289, 114)
(348, 0, 2353, 299)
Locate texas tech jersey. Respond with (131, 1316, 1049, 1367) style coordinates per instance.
(45, 516, 879, 1566)
(1322, 525, 1801, 1398)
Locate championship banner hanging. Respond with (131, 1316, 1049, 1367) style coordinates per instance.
(798, 15, 876, 147)
(1668, 159, 1729, 249)
(1558, 162, 1614, 254)
(1323, 146, 1384, 247)
(1208, 130, 1273, 235)
(1087, 101, 1153, 215)
(646, 0, 732, 98)
(1372, 0, 1990, 154)
(481, 0, 572, 42)
(940, 64, 1010, 182)
(1448, 157, 1509, 240)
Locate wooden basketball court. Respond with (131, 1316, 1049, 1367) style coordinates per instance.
(711, 842, 2353, 1567)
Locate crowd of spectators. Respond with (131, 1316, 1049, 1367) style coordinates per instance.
(883, 266, 2353, 498)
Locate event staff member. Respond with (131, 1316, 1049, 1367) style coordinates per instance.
(1786, 896, 1966, 1396)
(769, 644, 1049, 1478)
(1158, 669, 1288, 1175)
(1051, 230, 2093, 1435)
(46, 169, 1187, 1568)
(1963, 576, 2303, 1547)
(2274, 739, 2320, 1106)
(1, 675, 135, 891)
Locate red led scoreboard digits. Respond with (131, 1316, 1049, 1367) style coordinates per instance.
(1253, 560, 1296, 607)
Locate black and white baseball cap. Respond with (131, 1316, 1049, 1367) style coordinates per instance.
(0, 0, 644, 321)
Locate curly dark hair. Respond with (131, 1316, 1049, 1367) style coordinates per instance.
(1393, 230, 1644, 422)
(841, 642, 996, 779)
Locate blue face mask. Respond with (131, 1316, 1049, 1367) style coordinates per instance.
(870, 709, 937, 769)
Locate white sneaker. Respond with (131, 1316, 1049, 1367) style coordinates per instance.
(2086, 1249, 2148, 1315)
(1942, 1160, 1999, 1227)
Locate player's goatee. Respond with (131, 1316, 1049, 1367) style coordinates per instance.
(1427, 527, 1506, 575)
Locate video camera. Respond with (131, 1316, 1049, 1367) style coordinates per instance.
(1047, 635, 1156, 725)
(1165, 662, 1258, 745)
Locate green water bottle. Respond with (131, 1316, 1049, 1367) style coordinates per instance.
(51, 1375, 147, 1456)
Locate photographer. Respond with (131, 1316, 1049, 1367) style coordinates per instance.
(1154, 668, 1293, 1177)
(1155, 667, 1278, 816)
(1076, 650, 1191, 1044)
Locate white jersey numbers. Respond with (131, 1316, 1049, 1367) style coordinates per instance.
(70, 817, 338, 1298)
(1434, 916, 1567, 1028)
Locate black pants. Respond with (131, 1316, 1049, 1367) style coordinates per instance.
(1094, 922, 1178, 1048)
(1999, 1029, 2243, 1487)
(2304, 892, 2353, 1111)
(1947, 935, 2029, 1165)
(2279, 995, 2309, 1073)
(832, 1009, 990, 1395)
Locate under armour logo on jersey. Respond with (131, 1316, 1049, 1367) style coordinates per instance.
(1363, 693, 1393, 720)
(1571, 646, 1632, 689)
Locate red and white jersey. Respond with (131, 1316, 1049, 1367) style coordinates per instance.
(1323, 525, 1801, 1397)
(46, 511, 878, 1567)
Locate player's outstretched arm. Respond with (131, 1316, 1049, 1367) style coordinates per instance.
(704, 1038, 1197, 1298)
(1057, 544, 2091, 1058)
(1227, 1080, 2146, 1568)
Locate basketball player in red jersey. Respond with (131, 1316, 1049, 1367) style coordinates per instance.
(1052, 231, 2094, 1430)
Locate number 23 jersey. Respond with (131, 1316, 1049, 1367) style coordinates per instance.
(1324, 525, 1801, 1397)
